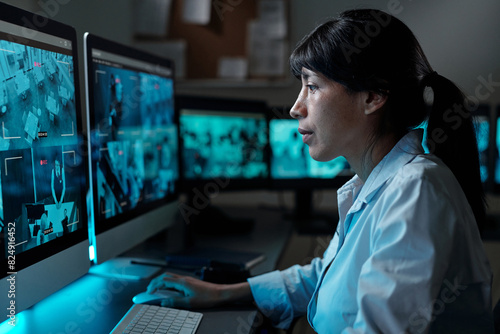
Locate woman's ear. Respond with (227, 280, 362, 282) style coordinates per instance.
(364, 91, 388, 115)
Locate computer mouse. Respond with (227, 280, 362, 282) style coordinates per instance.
(132, 289, 183, 305)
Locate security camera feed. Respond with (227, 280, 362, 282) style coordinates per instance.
(89, 51, 178, 221)
(0, 32, 85, 258)
(270, 119, 352, 179)
(474, 115, 489, 184)
(494, 116, 500, 185)
(180, 110, 268, 180)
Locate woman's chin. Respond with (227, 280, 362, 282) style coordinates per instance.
(309, 147, 340, 162)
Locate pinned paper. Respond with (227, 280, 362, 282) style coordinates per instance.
(248, 20, 287, 77)
(247, 0, 288, 77)
(218, 57, 248, 80)
(258, 0, 287, 39)
(183, 0, 212, 25)
(133, 0, 173, 37)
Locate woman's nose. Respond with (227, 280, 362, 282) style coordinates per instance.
(290, 91, 306, 119)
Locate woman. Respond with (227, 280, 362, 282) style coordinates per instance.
(148, 9, 493, 333)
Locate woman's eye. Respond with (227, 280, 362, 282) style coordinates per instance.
(307, 85, 318, 93)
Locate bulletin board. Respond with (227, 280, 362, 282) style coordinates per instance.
(163, 0, 290, 82)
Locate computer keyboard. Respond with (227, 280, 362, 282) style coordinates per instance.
(110, 304, 203, 334)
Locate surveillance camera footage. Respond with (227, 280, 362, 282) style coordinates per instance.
(0, 36, 85, 259)
(89, 61, 178, 220)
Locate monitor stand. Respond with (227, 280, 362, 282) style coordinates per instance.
(89, 257, 167, 281)
(287, 189, 338, 234)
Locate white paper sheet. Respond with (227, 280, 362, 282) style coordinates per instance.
(183, 0, 212, 25)
(218, 57, 248, 79)
(133, 0, 173, 37)
(248, 20, 287, 77)
(258, 0, 287, 39)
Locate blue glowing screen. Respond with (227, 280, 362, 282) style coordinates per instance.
(475, 115, 489, 184)
(494, 117, 500, 185)
(89, 61, 178, 221)
(180, 110, 268, 180)
(269, 119, 351, 179)
(0, 37, 85, 257)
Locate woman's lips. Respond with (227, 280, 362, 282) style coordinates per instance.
(298, 128, 313, 143)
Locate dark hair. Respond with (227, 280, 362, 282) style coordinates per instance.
(290, 9, 486, 231)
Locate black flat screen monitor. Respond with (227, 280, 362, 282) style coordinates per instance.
(268, 107, 354, 233)
(473, 104, 491, 188)
(0, 2, 89, 318)
(84, 33, 179, 279)
(177, 95, 269, 234)
(491, 105, 500, 192)
(269, 117, 352, 187)
(422, 104, 491, 188)
(177, 95, 269, 191)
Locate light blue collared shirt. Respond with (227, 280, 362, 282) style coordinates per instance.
(248, 130, 493, 333)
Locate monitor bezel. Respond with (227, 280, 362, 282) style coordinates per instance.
(0, 2, 89, 279)
(176, 94, 271, 192)
(84, 33, 180, 238)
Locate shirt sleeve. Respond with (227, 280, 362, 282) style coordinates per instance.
(342, 176, 459, 334)
(247, 257, 324, 329)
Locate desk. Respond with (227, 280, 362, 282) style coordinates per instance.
(0, 88, 7, 108)
(24, 111, 38, 141)
(46, 61, 56, 80)
(33, 66, 44, 87)
(14, 71, 30, 99)
(46, 94, 59, 118)
(59, 85, 70, 106)
(3, 205, 292, 333)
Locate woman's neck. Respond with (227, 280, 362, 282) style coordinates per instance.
(352, 133, 399, 183)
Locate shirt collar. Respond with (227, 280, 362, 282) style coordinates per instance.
(338, 129, 425, 205)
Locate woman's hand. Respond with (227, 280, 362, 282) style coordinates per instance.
(146, 272, 253, 309)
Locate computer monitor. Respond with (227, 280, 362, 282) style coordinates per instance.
(490, 104, 500, 193)
(268, 106, 354, 233)
(472, 104, 491, 188)
(178, 95, 269, 189)
(177, 95, 269, 234)
(84, 33, 180, 280)
(0, 2, 89, 317)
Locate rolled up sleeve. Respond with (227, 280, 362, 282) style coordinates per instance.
(248, 257, 324, 329)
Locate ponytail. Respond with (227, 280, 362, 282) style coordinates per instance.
(422, 72, 486, 231)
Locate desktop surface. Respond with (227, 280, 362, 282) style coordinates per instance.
(0, 272, 258, 334)
(1, 203, 291, 333)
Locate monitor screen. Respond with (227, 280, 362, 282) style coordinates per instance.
(473, 105, 491, 186)
(0, 2, 89, 316)
(269, 118, 351, 182)
(177, 95, 269, 190)
(266, 108, 354, 234)
(84, 33, 179, 278)
(491, 105, 500, 191)
(268, 113, 353, 189)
